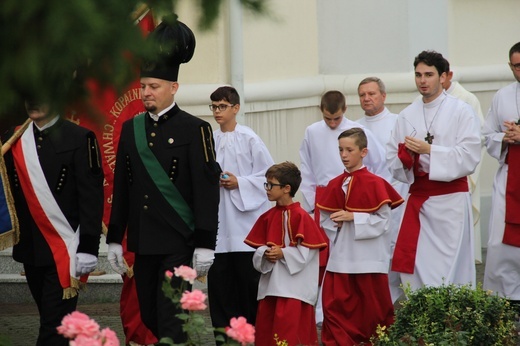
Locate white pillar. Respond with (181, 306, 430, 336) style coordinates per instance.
(228, 0, 245, 124)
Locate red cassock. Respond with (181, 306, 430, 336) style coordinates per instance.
(245, 202, 327, 346)
(317, 168, 403, 346)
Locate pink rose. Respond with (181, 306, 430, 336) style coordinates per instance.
(165, 270, 173, 280)
(179, 289, 207, 311)
(100, 327, 120, 346)
(174, 265, 197, 284)
(70, 334, 102, 346)
(225, 316, 255, 346)
(57, 311, 100, 339)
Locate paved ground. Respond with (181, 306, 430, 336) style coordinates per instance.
(0, 261, 486, 346)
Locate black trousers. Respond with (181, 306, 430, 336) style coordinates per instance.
(207, 252, 260, 332)
(133, 251, 192, 345)
(24, 263, 78, 346)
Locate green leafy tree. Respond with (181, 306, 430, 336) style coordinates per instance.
(0, 0, 267, 119)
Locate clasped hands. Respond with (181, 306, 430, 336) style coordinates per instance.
(404, 136, 431, 155)
(330, 209, 354, 228)
(503, 121, 520, 144)
(264, 245, 283, 263)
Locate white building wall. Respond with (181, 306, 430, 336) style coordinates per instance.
(171, 0, 520, 246)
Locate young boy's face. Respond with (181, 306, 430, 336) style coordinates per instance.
(338, 136, 367, 172)
(264, 178, 287, 202)
(211, 99, 239, 127)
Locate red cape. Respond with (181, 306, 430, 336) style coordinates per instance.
(245, 202, 328, 250)
(317, 167, 404, 213)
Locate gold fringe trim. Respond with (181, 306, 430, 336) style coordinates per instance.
(0, 230, 18, 250)
(62, 276, 87, 299)
(0, 138, 20, 251)
(124, 260, 134, 278)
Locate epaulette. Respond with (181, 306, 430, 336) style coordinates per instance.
(87, 132, 102, 175)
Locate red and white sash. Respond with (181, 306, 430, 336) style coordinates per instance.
(11, 122, 82, 298)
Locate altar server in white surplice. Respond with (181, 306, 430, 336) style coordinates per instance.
(207, 86, 274, 336)
(441, 59, 485, 265)
(299, 90, 391, 324)
(300, 90, 391, 215)
(387, 50, 481, 291)
(355, 77, 409, 303)
(483, 42, 520, 308)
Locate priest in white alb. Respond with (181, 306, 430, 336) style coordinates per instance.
(387, 50, 481, 291)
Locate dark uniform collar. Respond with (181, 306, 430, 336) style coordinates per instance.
(33, 117, 63, 137)
(146, 103, 180, 125)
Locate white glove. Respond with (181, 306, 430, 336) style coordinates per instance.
(192, 248, 215, 278)
(75, 253, 98, 277)
(107, 243, 127, 275)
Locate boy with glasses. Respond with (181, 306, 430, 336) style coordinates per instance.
(245, 162, 328, 346)
(207, 86, 274, 341)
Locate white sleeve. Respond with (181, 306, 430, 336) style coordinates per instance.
(299, 130, 317, 212)
(429, 104, 481, 181)
(230, 137, 274, 211)
(280, 243, 312, 275)
(252, 245, 275, 274)
(352, 204, 391, 240)
(483, 93, 507, 164)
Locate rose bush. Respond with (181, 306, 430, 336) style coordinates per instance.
(57, 311, 120, 346)
(160, 265, 255, 346)
(58, 265, 254, 346)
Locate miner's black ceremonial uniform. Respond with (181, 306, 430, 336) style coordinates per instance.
(3, 117, 104, 346)
(107, 104, 220, 252)
(107, 104, 220, 340)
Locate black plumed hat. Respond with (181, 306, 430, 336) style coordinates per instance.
(141, 14, 196, 82)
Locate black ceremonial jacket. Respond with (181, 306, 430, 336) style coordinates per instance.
(3, 118, 104, 266)
(107, 104, 220, 254)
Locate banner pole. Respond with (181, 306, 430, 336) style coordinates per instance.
(1, 118, 32, 155)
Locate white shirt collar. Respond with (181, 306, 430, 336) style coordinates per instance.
(35, 115, 60, 131)
(149, 101, 176, 121)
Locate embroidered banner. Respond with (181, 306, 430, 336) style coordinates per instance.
(0, 138, 19, 250)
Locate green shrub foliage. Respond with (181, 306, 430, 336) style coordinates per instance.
(372, 283, 519, 346)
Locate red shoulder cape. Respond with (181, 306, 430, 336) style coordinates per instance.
(316, 167, 404, 213)
(244, 202, 328, 250)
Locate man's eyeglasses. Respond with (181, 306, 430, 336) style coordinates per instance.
(264, 182, 286, 191)
(209, 104, 235, 112)
(511, 63, 520, 71)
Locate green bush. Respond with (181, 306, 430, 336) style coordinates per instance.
(371, 283, 519, 345)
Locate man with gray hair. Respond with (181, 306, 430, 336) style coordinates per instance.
(356, 77, 408, 303)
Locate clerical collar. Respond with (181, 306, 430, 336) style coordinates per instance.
(149, 101, 176, 121)
(364, 108, 389, 122)
(35, 115, 60, 132)
(424, 91, 447, 108)
(446, 82, 456, 94)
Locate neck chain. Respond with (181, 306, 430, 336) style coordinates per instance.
(422, 94, 447, 144)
